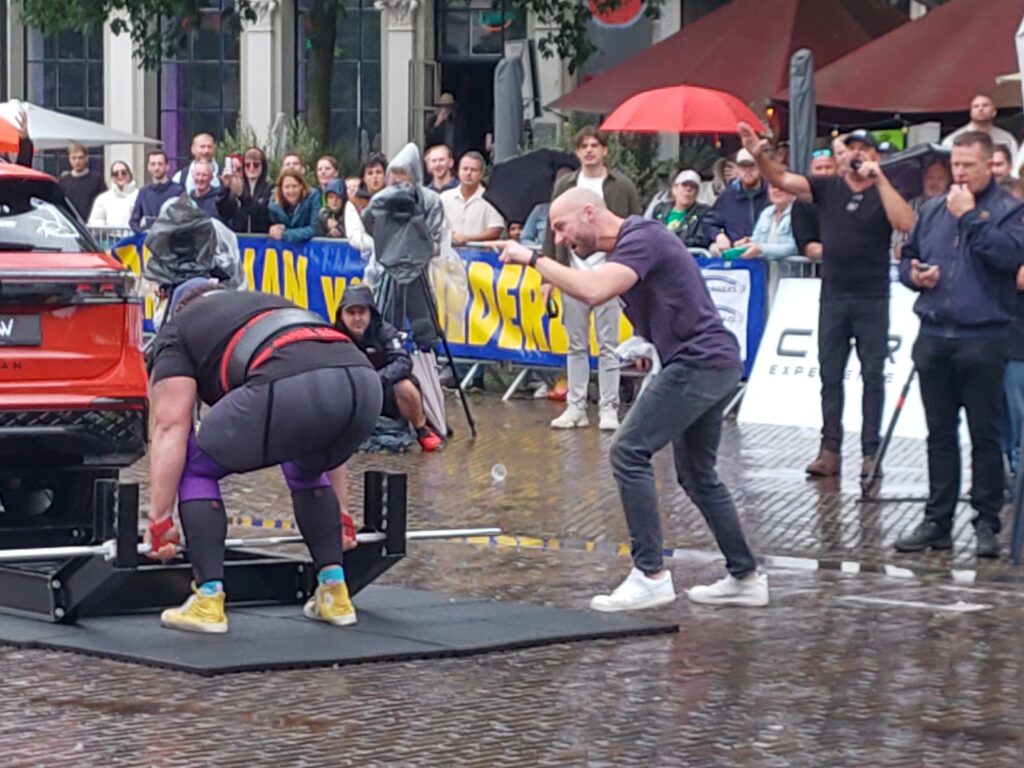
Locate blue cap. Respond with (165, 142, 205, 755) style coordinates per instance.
(168, 277, 215, 318)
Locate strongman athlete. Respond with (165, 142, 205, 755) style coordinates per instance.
(147, 279, 382, 633)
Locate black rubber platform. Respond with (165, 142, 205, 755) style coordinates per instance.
(0, 586, 678, 676)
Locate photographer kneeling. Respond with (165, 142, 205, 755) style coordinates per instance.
(335, 285, 442, 452)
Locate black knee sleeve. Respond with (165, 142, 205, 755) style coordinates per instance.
(292, 487, 344, 571)
(178, 499, 228, 585)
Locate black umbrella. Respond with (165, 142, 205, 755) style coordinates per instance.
(484, 148, 579, 226)
(880, 143, 950, 201)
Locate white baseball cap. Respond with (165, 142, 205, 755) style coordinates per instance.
(735, 148, 757, 165)
(673, 169, 701, 187)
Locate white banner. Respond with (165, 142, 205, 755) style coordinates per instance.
(702, 268, 751, 361)
(738, 278, 928, 440)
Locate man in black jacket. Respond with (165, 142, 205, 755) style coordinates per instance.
(334, 285, 443, 452)
(894, 131, 1024, 559)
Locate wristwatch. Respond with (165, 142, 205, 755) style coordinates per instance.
(529, 252, 542, 268)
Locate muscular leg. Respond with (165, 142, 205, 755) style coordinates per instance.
(281, 462, 344, 572)
(177, 433, 230, 585)
(394, 378, 427, 429)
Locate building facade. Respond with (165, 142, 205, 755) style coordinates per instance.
(2, 0, 687, 177)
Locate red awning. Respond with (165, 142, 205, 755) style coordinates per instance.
(811, 0, 1024, 113)
(548, 0, 906, 114)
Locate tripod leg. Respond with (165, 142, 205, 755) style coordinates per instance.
(418, 272, 477, 437)
(861, 366, 916, 499)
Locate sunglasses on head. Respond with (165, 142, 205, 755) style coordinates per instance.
(812, 149, 833, 158)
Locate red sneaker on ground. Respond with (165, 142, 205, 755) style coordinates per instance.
(417, 428, 443, 452)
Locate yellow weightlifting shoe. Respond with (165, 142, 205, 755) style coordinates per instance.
(160, 583, 228, 634)
(303, 581, 357, 626)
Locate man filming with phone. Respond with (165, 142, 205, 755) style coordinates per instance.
(894, 131, 1024, 559)
(737, 123, 914, 481)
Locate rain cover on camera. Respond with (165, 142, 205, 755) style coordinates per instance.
(142, 193, 220, 286)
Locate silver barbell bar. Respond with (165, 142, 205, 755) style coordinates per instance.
(0, 527, 503, 564)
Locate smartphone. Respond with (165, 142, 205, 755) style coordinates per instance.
(914, 262, 933, 272)
(546, 297, 559, 318)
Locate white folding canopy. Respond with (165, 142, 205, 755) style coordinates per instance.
(0, 100, 159, 150)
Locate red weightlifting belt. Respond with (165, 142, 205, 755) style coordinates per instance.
(219, 308, 349, 393)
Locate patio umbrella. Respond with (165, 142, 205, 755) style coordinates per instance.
(484, 148, 579, 226)
(788, 48, 815, 176)
(599, 85, 765, 134)
(0, 100, 158, 150)
(493, 56, 525, 164)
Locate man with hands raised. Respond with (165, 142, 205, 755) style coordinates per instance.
(736, 122, 915, 481)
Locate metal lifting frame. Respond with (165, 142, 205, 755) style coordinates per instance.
(0, 471, 411, 623)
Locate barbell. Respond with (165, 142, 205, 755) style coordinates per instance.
(0, 527, 503, 564)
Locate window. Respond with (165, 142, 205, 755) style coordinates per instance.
(0, 181, 96, 254)
(24, 26, 104, 176)
(296, 0, 381, 157)
(159, 0, 241, 173)
(438, 0, 526, 60)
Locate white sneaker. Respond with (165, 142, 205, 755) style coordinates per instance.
(598, 406, 620, 431)
(533, 384, 549, 399)
(590, 567, 676, 612)
(551, 405, 589, 429)
(686, 572, 770, 607)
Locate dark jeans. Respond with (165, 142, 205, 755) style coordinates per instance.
(609, 363, 756, 578)
(913, 334, 1007, 533)
(818, 296, 889, 456)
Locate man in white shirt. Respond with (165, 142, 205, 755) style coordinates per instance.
(542, 126, 643, 431)
(942, 94, 1019, 158)
(440, 152, 505, 245)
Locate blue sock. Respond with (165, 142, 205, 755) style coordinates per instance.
(318, 565, 345, 586)
(198, 580, 224, 596)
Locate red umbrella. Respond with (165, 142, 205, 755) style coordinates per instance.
(0, 116, 19, 154)
(600, 85, 766, 134)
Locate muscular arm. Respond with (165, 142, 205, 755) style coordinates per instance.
(454, 226, 503, 245)
(756, 154, 813, 203)
(531, 256, 637, 306)
(149, 376, 197, 522)
(875, 173, 916, 233)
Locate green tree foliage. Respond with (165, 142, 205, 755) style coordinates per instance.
(19, 0, 665, 146)
(20, 0, 255, 70)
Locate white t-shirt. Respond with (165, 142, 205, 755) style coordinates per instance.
(572, 172, 607, 271)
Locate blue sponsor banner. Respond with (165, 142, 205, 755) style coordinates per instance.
(114, 236, 766, 377)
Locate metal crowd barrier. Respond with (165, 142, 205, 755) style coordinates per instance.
(89, 226, 135, 251)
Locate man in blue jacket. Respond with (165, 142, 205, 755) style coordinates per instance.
(708, 148, 769, 246)
(130, 150, 185, 232)
(894, 131, 1024, 559)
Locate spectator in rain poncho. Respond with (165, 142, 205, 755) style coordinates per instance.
(361, 143, 446, 349)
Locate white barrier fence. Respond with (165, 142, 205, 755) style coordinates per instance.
(738, 278, 929, 440)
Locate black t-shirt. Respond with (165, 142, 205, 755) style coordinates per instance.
(790, 200, 820, 254)
(58, 172, 106, 220)
(150, 291, 371, 405)
(809, 176, 893, 299)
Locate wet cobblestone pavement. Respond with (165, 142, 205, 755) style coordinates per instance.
(2, 395, 1023, 766)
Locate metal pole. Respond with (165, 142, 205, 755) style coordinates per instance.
(0, 527, 503, 564)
